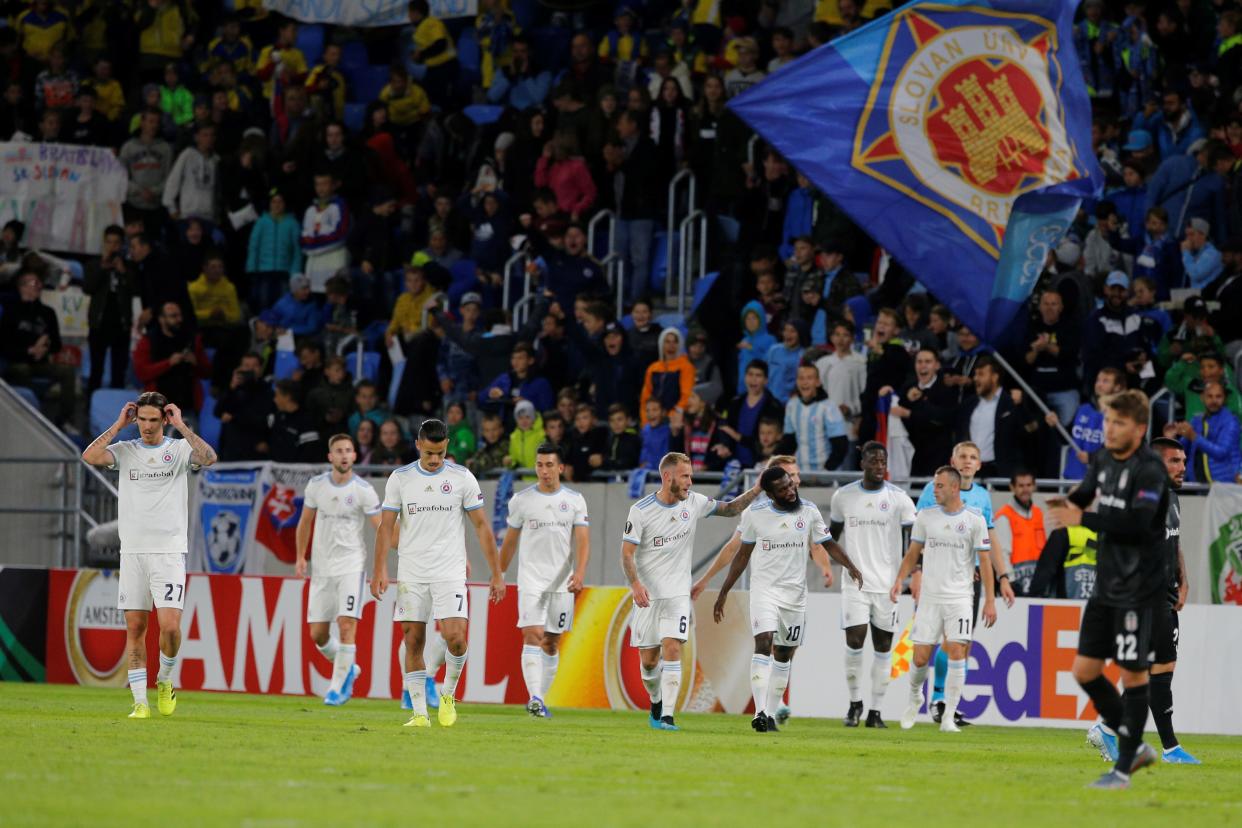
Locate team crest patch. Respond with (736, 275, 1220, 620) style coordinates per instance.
(440, 481, 453, 494)
(795, 518, 806, 531)
(559, 501, 569, 512)
(1124, 610, 1138, 633)
(852, 6, 1078, 256)
(679, 509, 690, 521)
(162, 451, 173, 463)
(345, 495, 354, 506)
(880, 500, 890, 511)
(955, 521, 967, 534)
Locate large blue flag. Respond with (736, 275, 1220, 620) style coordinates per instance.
(729, 0, 1102, 343)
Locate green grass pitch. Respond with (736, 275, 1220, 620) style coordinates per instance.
(2, 684, 1240, 827)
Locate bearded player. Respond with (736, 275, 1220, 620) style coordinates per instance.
(713, 465, 861, 732)
(295, 434, 381, 705)
(81, 393, 217, 718)
(622, 452, 762, 731)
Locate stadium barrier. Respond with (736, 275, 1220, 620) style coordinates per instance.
(13, 567, 1240, 735)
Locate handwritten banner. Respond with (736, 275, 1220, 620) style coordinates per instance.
(0, 143, 127, 255)
(262, 0, 477, 26)
(41, 286, 89, 338)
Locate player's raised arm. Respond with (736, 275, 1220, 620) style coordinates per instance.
(499, 526, 521, 573)
(295, 506, 316, 578)
(370, 508, 397, 599)
(82, 401, 136, 467)
(466, 506, 505, 603)
(890, 539, 924, 604)
(712, 540, 755, 623)
(712, 481, 764, 518)
(691, 530, 742, 599)
(570, 523, 590, 593)
(165, 403, 217, 467)
(620, 539, 649, 608)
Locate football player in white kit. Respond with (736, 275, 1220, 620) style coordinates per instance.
(890, 466, 995, 732)
(713, 465, 862, 732)
(499, 443, 590, 718)
(81, 393, 217, 718)
(829, 441, 916, 729)
(621, 452, 762, 731)
(371, 419, 505, 728)
(295, 434, 381, 706)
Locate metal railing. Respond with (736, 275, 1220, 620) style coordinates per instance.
(501, 250, 528, 311)
(1149, 387, 1176, 437)
(676, 209, 708, 318)
(665, 169, 696, 307)
(599, 253, 626, 319)
(587, 209, 616, 260)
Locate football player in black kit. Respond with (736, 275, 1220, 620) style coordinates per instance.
(1048, 391, 1169, 789)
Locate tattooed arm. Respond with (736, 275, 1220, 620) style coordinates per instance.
(164, 403, 217, 467)
(82, 402, 136, 467)
(712, 482, 763, 518)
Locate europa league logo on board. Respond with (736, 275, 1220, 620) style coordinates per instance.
(64, 570, 129, 687)
(601, 595, 694, 712)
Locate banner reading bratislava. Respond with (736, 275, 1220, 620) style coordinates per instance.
(41, 569, 1242, 734)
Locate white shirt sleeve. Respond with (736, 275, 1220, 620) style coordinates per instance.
(829, 487, 844, 523)
(898, 491, 917, 526)
(975, 517, 991, 553)
(696, 492, 718, 520)
(105, 441, 126, 471)
(359, 480, 381, 515)
(382, 472, 402, 512)
(622, 504, 642, 545)
(179, 438, 199, 472)
(505, 493, 524, 529)
(461, 470, 485, 512)
(738, 508, 756, 544)
(809, 504, 831, 543)
(573, 493, 589, 527)
(910, 510, 928, 544)
(304, 477, 320, 510)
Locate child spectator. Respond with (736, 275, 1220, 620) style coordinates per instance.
(306, 355, 354, 435)
(321, 275, 359, 357)
(542, 410, 570, 460)
(639, 398, 671, 468)
(301, 172, 351, 293)
(380, 63, 431, 139)
(159, 63, 193, 127)
(737, 300, 777, 393)
(271, 274, 323, 337)
(406, 0, 460, 107)
(255, 18, 307, 101)
(33, 44, 78, 113)
(246, 188, 303, 310)
(784, 362, 849, 471)
(467, 412, 509, 474)
(484, 341, 554, 420)
(640, 328, 694, 424)
(507, 400, 545, 473)
(475, 0, 518, 89)
(445, 401, 477, 463)
(598, 6, 647, 90)
(628, 298, 662, 371)
(754, 416, 783, 468)
(766, 320, 808, 402)
(602, 403, 641, 470)
(305, 42, 346, 120)
(1130, 275, 1172, 335)
(86, 57, 124, 123)
(348, 380, 388, 436)
(387, 265, 436, 348)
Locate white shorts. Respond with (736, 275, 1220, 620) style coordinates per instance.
(630, 596, 691, 648)
(912, 599, 974, 645)
(117, 553, 186, 611)
(307, 572, 367, 623)
(517, 589, 574, 633)
(394, 580, 468, 623)
(841, 589, 900, 633)
(750, 592, 806, 647)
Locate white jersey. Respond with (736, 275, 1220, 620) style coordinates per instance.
(830, 481, 916, 595)
(738, 498, 830, 608)
(910, 505, 990, 601)
(506, 485, 589, 593)
(304, 472, 381, 577)
(382, 460, 484, 582)
(622, 490, 717, 599)
(107, 437, 195, 554)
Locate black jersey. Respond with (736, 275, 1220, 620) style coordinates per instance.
(1164, 490, 1181, 608)
(1067, 445, 1170, 608)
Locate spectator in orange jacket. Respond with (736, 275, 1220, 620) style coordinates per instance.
(133, 301, 212, 422)
(639, 327, 694, 425)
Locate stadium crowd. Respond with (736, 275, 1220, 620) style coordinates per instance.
(1, 0, 1242, 490)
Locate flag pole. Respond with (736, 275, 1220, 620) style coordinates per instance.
(990, 351, 1076, 447)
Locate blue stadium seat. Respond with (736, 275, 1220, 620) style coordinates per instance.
(273, 349, 299, 380)
(715, 215, 741, 245)
(846, 295, 875, 330)
(650, 229, 673, 293)
(295, 23, 326, 67)
(198, 381, 221, 449)
(456, 27, 481, 80)
(9, 384, 41, 410)
(343, 102, 366, 134)
(361, 351, 380, 383)
(339, 40, 370, 75)
(462, 104, 503, 126)
(655, 313, 688, 339)
(90, 389, 139, 442)
(350, 65, 389, 104)
(691, 271, 719, 317)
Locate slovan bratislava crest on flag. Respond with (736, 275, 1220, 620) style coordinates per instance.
(729, 0, 1102, 342)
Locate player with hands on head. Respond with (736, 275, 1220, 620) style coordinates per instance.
(713, 465, 860, 733)
(891, 465, 994, 733)
(81, 393, 216, 719)
(370, 419, 505, 729)
(621, 452, 764, 731)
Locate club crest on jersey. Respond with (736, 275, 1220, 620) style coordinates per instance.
(879, 500, 890, 511)
(1119, 469, 1130, 490)
(559, 501, 569, 512)
(851, 7, 1078, 257)
(1124, 610, 1138, 633)
(345, 494, 354, 506)
(956, 521, 967, 534)
(679, 509, 690, 521)
(162, 451, 173, 463)
(795, 518, 806, 530)
(440, 481, 453, 494)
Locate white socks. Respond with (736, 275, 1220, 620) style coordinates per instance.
(540, 651, 559, 700)
(750, 654, 771, 714)
(405, 670, 427, 716)
(443, 649, 467, 697)
(424, 633, 447, 672)
(944, 658, 966, 719)
(157, 653, 177, 683)
(766, 659, 791, 715)
(641, 662, 662, 703)
(329, 644, 356, 693)
(317, 638, 339, 662)
(521, 645, 543, 700)
(659, 660, 681, 713)
(870, 650, 891, 711)
(909, 662, 930, 703)
(128, 668, 147, 705)
(844, 646, 864, 703)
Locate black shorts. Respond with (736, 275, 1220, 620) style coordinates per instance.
(1151, 607, 1180, 665)
(1077, 600, 1154, 671)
